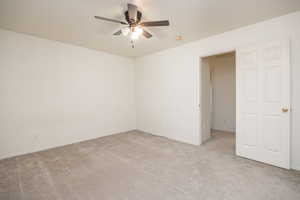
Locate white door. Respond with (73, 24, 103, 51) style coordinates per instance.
(236, 40, 290, 169)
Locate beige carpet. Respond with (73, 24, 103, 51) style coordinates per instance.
(0, 130, 299, 200)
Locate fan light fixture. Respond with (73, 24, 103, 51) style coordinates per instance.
(121, 26, 143, 40)
(130, 26, 143, 40)
(94, 3, 170, 47)
(134, 26, 143, 35)
(130, 32, 139, 40)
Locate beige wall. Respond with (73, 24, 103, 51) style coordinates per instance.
(209, 53, 236, 132)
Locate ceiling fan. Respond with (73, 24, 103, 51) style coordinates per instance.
(94, 3, 170, 47)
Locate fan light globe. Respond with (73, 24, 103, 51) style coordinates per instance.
(134, 26, 143, 36)
(121, 27, 130, 36)
(130, 31, 139, 40)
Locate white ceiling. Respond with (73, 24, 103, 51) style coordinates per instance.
(0, 0, 300, 57)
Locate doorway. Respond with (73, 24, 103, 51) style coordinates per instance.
(200, 52, 236, 151)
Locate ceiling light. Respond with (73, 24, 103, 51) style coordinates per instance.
(130, 31, 140, 40)
(176, 35, 183, 41)
(130, 26, 143, 40)
(134, 26, 143, 36)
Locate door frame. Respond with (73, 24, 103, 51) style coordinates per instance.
(198, 48, 236, 145)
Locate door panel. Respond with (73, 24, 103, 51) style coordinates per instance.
(236, 40, 290, 169)
(264, 65, 281, 102)
(241, 114, 258, 147)
(262, 116, 281, 152)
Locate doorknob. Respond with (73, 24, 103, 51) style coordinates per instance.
(282, 108, 289, 113)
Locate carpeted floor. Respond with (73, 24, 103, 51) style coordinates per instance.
(0, 130, 300, 200)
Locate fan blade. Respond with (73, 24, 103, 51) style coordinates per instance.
(113, 30, 122, 35)
(142, 29, 152, 38)
(127, 3, 137, 22)
(140, 20, 170, 27)
(95, 16, 127, 25)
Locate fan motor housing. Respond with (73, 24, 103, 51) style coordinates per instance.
(125, 10, 142, 25)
